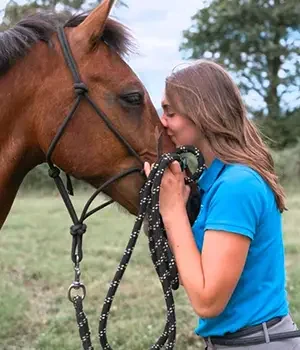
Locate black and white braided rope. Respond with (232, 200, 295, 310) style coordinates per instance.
(98, 145, 205, 349)
(73, 296, 94, 350)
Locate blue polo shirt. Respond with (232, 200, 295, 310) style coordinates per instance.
(192, 158, 288, 337)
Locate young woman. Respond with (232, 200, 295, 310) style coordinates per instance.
(144, 60, 300, 349)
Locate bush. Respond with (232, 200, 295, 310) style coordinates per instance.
(20, 164, 91, 193)
(271, 141, 300, 189)
(20, 141, 300, 193)
(254, 109, 300, 151)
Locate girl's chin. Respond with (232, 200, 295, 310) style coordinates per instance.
(170, 136, 177, 145)
(174, 139, 183, 147)
(171, 136, 188, 148)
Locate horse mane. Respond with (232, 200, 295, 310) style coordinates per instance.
(0, 12, 136, 76)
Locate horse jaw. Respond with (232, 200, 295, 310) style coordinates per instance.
(82, 124, 175, 216)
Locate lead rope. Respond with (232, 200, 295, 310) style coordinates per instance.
(47, 166, 142, 350)
(98, 145, 205, 350)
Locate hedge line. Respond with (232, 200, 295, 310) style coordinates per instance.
(19, 142, 300, 193)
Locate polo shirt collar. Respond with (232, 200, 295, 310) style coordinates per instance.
(198, 158, 226, 192)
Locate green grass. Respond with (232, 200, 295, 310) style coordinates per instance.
(0, 191, 300, 350)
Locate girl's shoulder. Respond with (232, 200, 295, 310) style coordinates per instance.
(211, 163, 276, 217)
(219, 163, 267, 194)
(223, 163, 264, 184)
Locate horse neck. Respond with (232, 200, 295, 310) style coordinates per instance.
(0, 59, 45, 229)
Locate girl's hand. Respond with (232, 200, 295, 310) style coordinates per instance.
(144, 161, 190, 222)
(143, 161, 152, 177)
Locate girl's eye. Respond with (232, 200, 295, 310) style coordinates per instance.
(166, 112, 175, 118)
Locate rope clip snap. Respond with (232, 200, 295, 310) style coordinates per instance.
(68, 254, 86, 303)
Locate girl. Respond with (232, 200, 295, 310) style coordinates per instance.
(144, 60, 300, 349)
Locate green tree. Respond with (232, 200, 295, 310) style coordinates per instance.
(180, 0, 300, 120)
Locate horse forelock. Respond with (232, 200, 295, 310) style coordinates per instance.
(0, 11, 136, 77)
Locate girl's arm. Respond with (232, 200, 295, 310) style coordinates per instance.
(164, 209, 250, 318)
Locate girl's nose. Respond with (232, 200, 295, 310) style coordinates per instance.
(160, 113, 168, 128)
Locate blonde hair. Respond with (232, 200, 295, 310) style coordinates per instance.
(165, 60, 286, 212)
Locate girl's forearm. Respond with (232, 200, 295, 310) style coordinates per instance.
(163, 210, 216, 317)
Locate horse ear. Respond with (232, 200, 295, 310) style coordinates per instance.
(75, 0, 115, 41)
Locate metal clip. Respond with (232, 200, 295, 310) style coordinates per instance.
(179, 156, 188, 171)
(68, 254, 86, 303)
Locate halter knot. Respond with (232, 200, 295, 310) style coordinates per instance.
(74, 83, 89, 96)
(48, 166, 60, 178)
(70, 223, 87, 236)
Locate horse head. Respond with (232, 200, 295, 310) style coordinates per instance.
(0, 0, 174, 226)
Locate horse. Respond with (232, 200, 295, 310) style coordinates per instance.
(0, 0, 174, 230)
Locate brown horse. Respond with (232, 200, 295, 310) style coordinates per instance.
(0, 0, 174, 229)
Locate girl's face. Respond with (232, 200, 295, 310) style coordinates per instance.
(160, 95, 200, 147)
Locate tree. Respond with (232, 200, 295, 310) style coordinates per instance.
(180, 0, 300, 120)
(0, 0, 127, 30)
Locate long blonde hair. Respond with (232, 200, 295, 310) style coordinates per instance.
(165, 60, 286, 212)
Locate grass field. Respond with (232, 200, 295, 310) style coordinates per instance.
(0, 190, 300, 350)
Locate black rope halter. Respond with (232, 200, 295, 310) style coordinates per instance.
(46, 26, 206, 349)
(46, 26, 144, 265)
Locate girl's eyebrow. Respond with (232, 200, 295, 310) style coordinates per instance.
(161, 101, 171, 111)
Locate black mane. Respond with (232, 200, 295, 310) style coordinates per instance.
(0, 12, 135, 76)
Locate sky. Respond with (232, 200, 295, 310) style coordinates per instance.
(0, 0, 204, 109)
(114, 0, 205, 108)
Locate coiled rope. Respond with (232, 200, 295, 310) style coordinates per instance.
(96, 145, 205, 349)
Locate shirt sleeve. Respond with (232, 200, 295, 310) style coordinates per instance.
(204, 171, 266, 240)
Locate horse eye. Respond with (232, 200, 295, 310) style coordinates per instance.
(120, 92, 143, 106)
